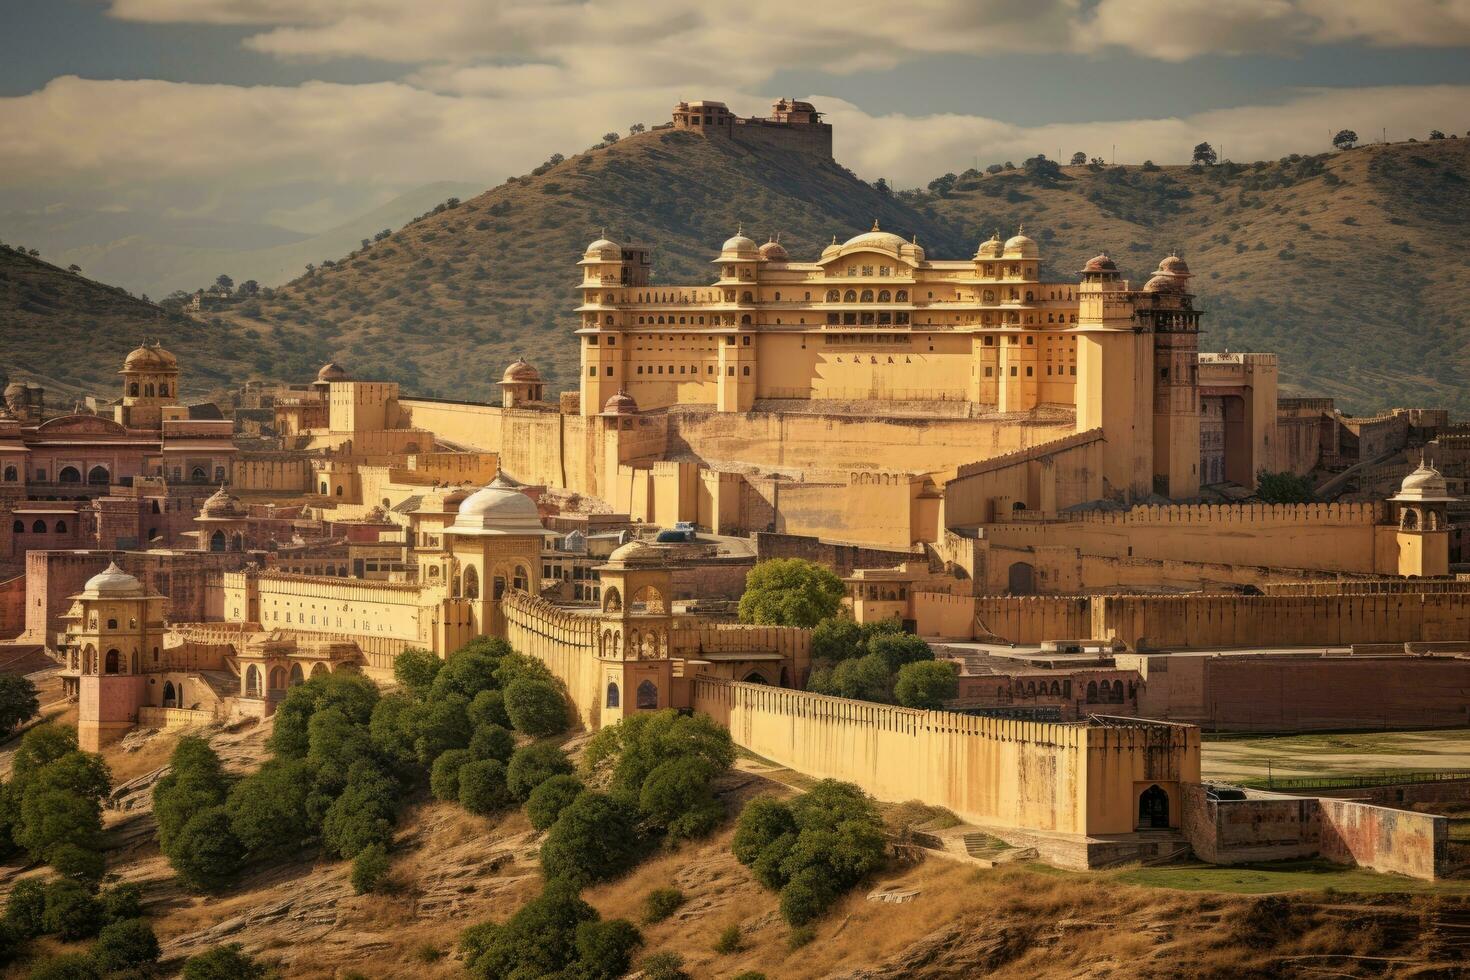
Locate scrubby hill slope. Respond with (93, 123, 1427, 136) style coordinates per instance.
(0, 248, 256, 404)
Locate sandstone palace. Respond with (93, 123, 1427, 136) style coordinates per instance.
(3, 99, 1467, 881)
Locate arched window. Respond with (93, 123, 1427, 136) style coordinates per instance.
(310, 662, 329, 679)
(636, 680, 658, 709)
(1112, 679, 1124, 702)
(269, 667, 286, 691)
(843, 289, 857, 302)
(860, 289, 874, 302)
(606, 682, 620, 708)
(603, 587, 622, 613)
(245, 665, 262, 697)
(158, 383, 169, 397)
(982, 289, 996, 303)
(1086, 681, 1098, 701)
(190, 466, 207, 481)
(58, 466, 81, 484)
(3, 465, 16, 482)
(463, 565, 479, 599)
(210, 530, 226, 552)
(11, 520, 22, 534)
(162, 681, 177, 707)
(319, 482, 329, 495)
(104, 649, 120, 674)
(31, 520, 45, 533)
(826, 289, 840, 302)
(742, 671, 769, 685)
(128, 383, 139, 397)
(290, 663, 304, 686)
(335, 485, 343, 497)
(896, 290, 908, 301)
(54, 519, 67, 534)
(1138, 784, 1170, 828)
(512, 565, 528, 591)
(878, 290, 891, 302)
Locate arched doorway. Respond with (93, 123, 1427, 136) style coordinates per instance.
(742, 671, 769, 685)
(1007, 561, 1036, 595)
(309, 662, 329, 679)
(58, 466, 81, 484)
(636, 680, 658, 709)
(162, 681, 177, 707)
(87, 465, 109, 485)
(463, 566, 479, 600)
(289, 663, 305, 686)
(245, 665, 262, 698)
(209, 530, 226, 552)
(104, 649, 120, 674)
(1138, 784, 1170, 829)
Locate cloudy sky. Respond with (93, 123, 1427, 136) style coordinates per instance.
(3, 0, 1470, 234)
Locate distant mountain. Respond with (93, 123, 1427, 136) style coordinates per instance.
(5, 130, 1468, 413)
(1, 181, 481, 298)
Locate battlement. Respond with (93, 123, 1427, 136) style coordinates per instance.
(1068, 501, 1381, 527)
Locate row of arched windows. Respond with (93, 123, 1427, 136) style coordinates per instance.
(824, 289, 910, 303)
(53, 465, 109, 485)
(14, 519, 67, 534)
(126, 382, 170, 397)
(606, 679, 659, 709)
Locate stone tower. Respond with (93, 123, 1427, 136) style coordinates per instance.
(116, 342, 180, 430)
(1138, 255, 1203, 499)
(1388, 459, 1455, 576)
(594, 540, 675, 725)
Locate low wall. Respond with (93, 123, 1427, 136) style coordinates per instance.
(138, 706, 215, 729)
(1318, 798, 1446, 880)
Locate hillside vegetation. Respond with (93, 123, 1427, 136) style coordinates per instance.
(5, 132, 1468, 413)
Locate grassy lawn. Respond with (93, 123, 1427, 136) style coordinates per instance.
(1203, 727, 1470, 786)
(1023, 859, 1470, 895)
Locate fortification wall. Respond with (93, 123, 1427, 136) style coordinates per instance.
(753, 532, 921, 576)
(693, 678, 1199, 838)
(232, 456, 313, 493)
(972, 595, 1091, 643)
(1182, 785, 1321, 864)
(501, 590, 602, 729)
(731, 119, 832, 157)
(0, 575, 24, 639)
(943, 430, 1104, 525)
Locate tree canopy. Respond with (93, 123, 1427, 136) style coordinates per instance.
(737, 559, 844, 627)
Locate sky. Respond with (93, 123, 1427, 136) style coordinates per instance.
(2, 0, 1469, 234)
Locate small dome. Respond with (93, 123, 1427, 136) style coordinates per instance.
(975, 233, 1004, 259)
(84, 562, 143, 596)
(123, 343, 177, 372)
(721, 231, 757, 254)
(201, 486, 244, 517)
(584, 237, 622, 260)
(1392, 461, 1455, 502)
(4, 380, 27, 398)
(1003, 230, 1038, 258)
(501, 358, 541, 384)
(1082, 254, 1117, 273)
(758, 239, 789, 261)
(601, 390, 639, 416)
(607, 540, 662, 564)
(1157, 255, 1191, 277)
(1143, 273, 1181, 293)
(449, 473, 545, 536)
(316, 361, 350, 383)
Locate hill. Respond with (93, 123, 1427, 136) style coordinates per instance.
(0, 247, 259, 404)
(5, 130, 1468, 412)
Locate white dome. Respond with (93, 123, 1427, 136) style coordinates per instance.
(84, 562, 143, 595)
(584, 238, 622, 260)
(448, 472, 545, 536)
(1003, 231, 1038, 258)
(721, 233, 757, 254)
(1392, 461, 1455, 503)
(841, 229, 908, 252)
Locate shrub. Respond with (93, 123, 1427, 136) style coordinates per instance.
(737, 558, 844, 627)
(182, 943, 274, 980)
(810, 618, 862, 662)
(321, 764, 397, 859)
(11, 725, 78, 783)
(827, 654, 892, 703)
(0, 674, 40, 733)
(493, 652, 553, 691)
(466, 689, 510, 729)
(467, 723, 515, 763)
(894, 660, 959, 709)
(393, 647, 442, 695)
(540, 792, 641, 888)
(525, 774, 583, 831)
(5, 877, 47, 937)
(410, 694, 473, 767)
(430, 639, 511, 702)
(307, 706, 379, 793)
(732, 781, 885, 925)
(457, 759, 513, 815)
(638, 755, 724, 840)
(573, 918, 643, 980)
(41, 880, 105, 940)
(461, 882, 596, 979)
(713, 923, 743, 954)
(226, 758, 316, 859)
(367, 692, 420, 769)
(640, 887, 685, 924)
(27, 953, 100, 980)
(584, 710, 733, 840)
(867, 632, 933, 673)
(167, 806, 243, 891)
(506, 743, 573, 802)
(787, 924, 816, 949)
(640, 951, 689, 980)
(100, 882, 144, 923)
(154, 738, 228, 850)
(351, 842, 391, 894)
(92, 918, 161, 972)
(430, 749, 471, 801)
(503, 678, 568, 737)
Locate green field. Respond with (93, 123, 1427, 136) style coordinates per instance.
(1202, 728, 1470, 787)
(1026, 858, 1470, 895)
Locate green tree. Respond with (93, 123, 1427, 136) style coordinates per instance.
(461, 882, 597, 979)
(92, 918, 160, 972)
(392, 647, 441, 696)
(5, 878, 47, 937)
(829, 654, 892, 702)
(430, 749, 472, 802)
(368, 691, 420, 770)
(737, 559, 844, 627)
(41, 880, 104, 940)
(525, 774, 583, 831)
(894, 660, 959, 709)
(1070, 151, 1087, 165)
(506, 743, 573, 801)
(540, 792, 641, 888)
(167, 806, 243, 891)
(153, 738, 226, 851)
(182, 944, 275, 980)
(27, 953, 99, 980)
(467, 689, 511, 729)
(503, 678, 567, 737)
(410, 695, 472, 766)
(351, 842, 391, 894)
(100, 882, 143, 923)
(810, 617, 862, 662)
(226, 758, 316, 859)
(574, 918, 643, 979)
(1192, 141, 1218, 165)
(430, 638, 512, 702)
(0, 675, 39, 733)
(1255, 470, 1316, 503)
(1333, 129, 1358, 150)
(12, 726, 79, 784)
(867, 632, 932, 673)
(458, 759, 513, 815)
(640, 887, 684, 924)
(467, 723, 515, 763)
(320, 764, 397, 859)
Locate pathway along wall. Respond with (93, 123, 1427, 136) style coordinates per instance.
(692, 677, 1199, 837)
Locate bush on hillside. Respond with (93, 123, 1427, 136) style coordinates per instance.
(525, 774, 583, 831)
(584, 709, 733, 841)
(733, 780, 886, 925)
(26, 953, 100, 980)
(91, 918, 161, 972)
(503, 677, 568, 737)
(167, 807, 244, 892)
(5, 878, 47, 937)
(457, 759, 513, 815)
(640, 887, 685, 924)
(320, 763, 397, 859)
(226, 758, 316, 859)
(460, 882, 639, 980)
(467, 723, 515, 763)
(430, 749, 472, 801)
(392, 647, 442, 696)
(40, 880, 105, 941)
(539, 792, 642, 888)
(351, 843, 391, 894)
(506, 743, 573, 802)
(467, 689, 511, 729)
(181, 943, 275, 980)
